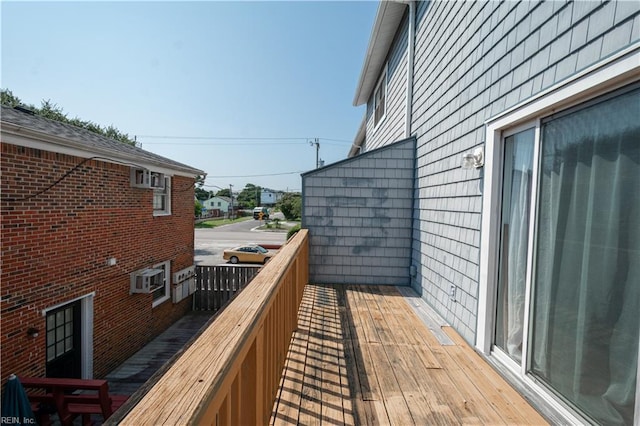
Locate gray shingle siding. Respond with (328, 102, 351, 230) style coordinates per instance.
(310, 0, 637, 343)
(302, 138, 415, 285)
(409, 0, 639, 343)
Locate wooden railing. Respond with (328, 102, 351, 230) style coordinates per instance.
(116, 229, 308, 425)
(193, 265, 261, 311)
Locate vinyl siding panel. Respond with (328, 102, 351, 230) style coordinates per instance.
(364, 12, 409, 151)
(410, 0, 639, 343)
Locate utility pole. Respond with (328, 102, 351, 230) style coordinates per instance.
(229, 184, 234, 219)
(309, 138, 320, 168)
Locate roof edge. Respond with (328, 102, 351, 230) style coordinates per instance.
(303, 136, 416, 178)
(353, 1, 407, 106)
(1, 122, 204, 177)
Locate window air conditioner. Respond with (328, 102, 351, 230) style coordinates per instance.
(130, 268, 164, 294)
(149, 172, 165, 189)
(130, 168, 165, 189)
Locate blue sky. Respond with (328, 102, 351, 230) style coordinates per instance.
(1, 1, 378, 193)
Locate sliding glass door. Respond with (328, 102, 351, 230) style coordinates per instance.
(495, 86, 639, 424)
(530, 87, 639, 425)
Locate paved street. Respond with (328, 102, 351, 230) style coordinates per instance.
(194, 214, 289, 265)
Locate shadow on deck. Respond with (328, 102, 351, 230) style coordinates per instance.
(271, 284, 548, 425)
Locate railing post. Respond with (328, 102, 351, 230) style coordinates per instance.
(255, 326, 265, 425)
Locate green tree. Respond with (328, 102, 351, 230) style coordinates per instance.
(39, 99, 68, 122)
(215, 188, 231, 198)
(194, 175, 212, 200)
(1, 89, 23, 107)
(1, 88, 136, 146)
(195, 199, 203, 218)
(195, 188, 213, 200)
(236, 183, 261, 209)
(278, 192, 302, 220)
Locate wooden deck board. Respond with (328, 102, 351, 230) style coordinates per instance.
(271, 284, 548, 426)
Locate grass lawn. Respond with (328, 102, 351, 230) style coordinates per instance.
(195, 217, 252, 229)
(256, 219, 300, 232)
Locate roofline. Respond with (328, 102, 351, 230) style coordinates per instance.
(353, 1, 408, 106)
(303, 136, 416, 178)
(1, 121, 204, 178)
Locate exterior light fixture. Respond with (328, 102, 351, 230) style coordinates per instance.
(27, 327, 39, 338)
(461, 147, 484, 169)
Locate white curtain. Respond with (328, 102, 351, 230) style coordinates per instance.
(531, 88, 639, 425)
(496, 130, 534, 362)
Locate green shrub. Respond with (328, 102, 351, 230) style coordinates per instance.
(287, 224, 301, 240)
(278, 193, 302, 220)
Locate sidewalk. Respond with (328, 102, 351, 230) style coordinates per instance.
(106, 311, 213, 395)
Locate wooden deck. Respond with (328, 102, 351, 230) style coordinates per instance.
(271, 284, 548, 425)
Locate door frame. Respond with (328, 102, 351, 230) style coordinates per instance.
(42, 292, 94, 379)
(476, 44, 640, 424)
(477, 43, 640, 353)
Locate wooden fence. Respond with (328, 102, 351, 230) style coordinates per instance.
(193, 265, 261, 312)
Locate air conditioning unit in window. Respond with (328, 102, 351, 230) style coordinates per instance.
(130, 168, 165, 189)
(149, 172, 165, 189)
(130, 268, 164, 294)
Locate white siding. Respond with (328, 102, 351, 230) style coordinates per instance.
(365, 13, 409, 150)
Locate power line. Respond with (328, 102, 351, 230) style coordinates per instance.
(1, 156, 162, 202)
(138, 135, 306, 140)
(204, 170, 305, 179)
(135, 135, 352, 144)
(142, 141, 302, 146)
(140, 140, 348, 147)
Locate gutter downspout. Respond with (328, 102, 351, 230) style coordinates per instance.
(403, 1, 419, 293)
(405, 0, 416, 139)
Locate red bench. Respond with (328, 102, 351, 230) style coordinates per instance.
(19, 377, 128, 426)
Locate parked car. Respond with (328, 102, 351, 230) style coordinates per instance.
(223, 245, 272, 264)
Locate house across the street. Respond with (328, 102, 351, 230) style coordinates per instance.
(201, 195, 231, 217)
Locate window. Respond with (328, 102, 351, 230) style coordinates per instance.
(152, 261, 170, 307)
(479, 50, 639, 425)
(373, 68, 387, 127)
(153, 176, 171, 215)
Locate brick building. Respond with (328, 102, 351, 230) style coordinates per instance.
(1, 105, 203, 381)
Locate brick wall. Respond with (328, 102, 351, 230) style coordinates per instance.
(1, 142, 196, 379)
